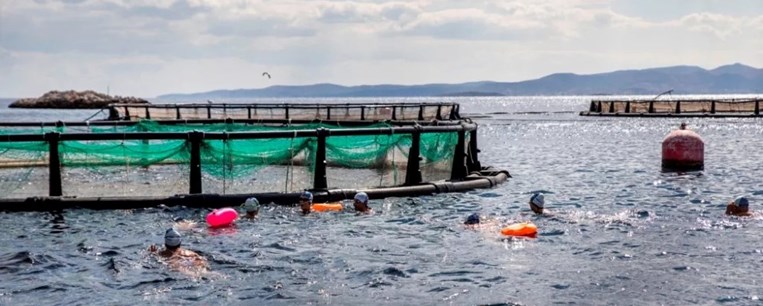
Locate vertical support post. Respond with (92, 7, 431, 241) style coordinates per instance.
(466, 129, 481, 173)
(450, 130, 467, 180)
(675, 101, 681, 114)
(313, 128, 328, 190)
(589, 101, 597, 112)
(436, 105, 442, 120)
(755, 100, 760, 116)
(361, 106, 366, 120)
(206, 105, 211, 119)
(145, 106, 151, 120)
(625, 101, 631, 113)
(285, 106, 290, 120)
(608, 101, 615, 113)
(648, 101, 654, 113)
(125, 106, 131, 119)
(597, 101, 602, 112)
(327, 106, 331, 120)
(391, 106, 397, 120)
(404, 128, 422, 186)
(46, 132, 62, 197)
(188, 131, 203, 194)
(247, 106, 252, 119)
(418, 105, 424, 121)
(711, 100, 716, 114)
(176, 105, 181, 119)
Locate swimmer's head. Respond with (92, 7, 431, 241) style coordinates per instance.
(164, 228, 181, 249)
(464, 213, 480, 225)
(300, 191, 313, 204)
(529, 193, 545, 214)
(353, 192, 370, 212)
(734, 196, 749, 209)
(243, 197, 260, 213)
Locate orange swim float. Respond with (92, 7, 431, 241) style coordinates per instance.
(311, 202, 343, 212)
(500, 222, 537, 237)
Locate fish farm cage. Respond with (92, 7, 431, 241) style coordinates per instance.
(0, 102, 509, 211)
(580, 97, 763, 117)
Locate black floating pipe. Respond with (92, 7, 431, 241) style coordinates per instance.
(0, 170, 510, 212)
(46, 132, 62, 197)
(450, 130, 467, 180)
(404, 128, 422, 186)
(188, 131, 203, 194)
(466, 129, 481, 173)
(313, 128, 328, 190)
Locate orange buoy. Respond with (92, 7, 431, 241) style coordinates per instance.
(662, 123, 704, 171)
(312, 202, 343, 212)
(500, 222, 537, 237)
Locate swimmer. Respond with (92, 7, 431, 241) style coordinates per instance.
(148, 228, 209, 276)
(353, 192, 371, 213)
(725, 196, 751, 216)
(241, 197, 260, 219)
(299, 191, 313, 215)
(529, 193, 546, 215)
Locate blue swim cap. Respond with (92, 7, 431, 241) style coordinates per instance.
(464, 213, 480, 225)
(243, 197, 260, 212)
(164, 228, 181, 248)
(734, 196, 749, 208)
(354, 192, 369, 204)
(300, 191, 313, 202)
(530, 193, 545, 208)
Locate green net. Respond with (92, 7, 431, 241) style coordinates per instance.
(0, 121, 460, 181)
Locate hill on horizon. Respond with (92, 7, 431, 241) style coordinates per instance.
(158, 63, 763, 100)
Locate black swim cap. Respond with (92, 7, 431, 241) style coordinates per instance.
(464, 213, 480, 225)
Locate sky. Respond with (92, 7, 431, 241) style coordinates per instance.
(1, 0, 762, 98)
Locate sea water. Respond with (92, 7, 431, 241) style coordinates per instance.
(0, 96, 761, 305)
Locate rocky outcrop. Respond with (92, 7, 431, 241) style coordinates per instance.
(9, 90, 149, 109)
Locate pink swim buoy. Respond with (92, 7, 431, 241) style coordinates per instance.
(662, 123, 704, 171)
(206, 207, 238, 228)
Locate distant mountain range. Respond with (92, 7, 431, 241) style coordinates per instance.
(158, 63, 763, 99)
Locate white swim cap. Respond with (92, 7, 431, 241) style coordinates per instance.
(354, 192, 369, 204)
(530, 193, 545, 208)
(164, 228, 181, 248)
(243, 197, 260, 212)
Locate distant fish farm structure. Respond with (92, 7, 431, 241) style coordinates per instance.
(580, 97, 763, 117)
(0, 102, 509, 211)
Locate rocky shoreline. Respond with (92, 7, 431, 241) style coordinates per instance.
(9, 90, 149, 109)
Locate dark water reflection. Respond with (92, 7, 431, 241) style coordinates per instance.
(1, 96, 763, 304)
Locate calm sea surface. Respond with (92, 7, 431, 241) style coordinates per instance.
(1, 96, 762, 305)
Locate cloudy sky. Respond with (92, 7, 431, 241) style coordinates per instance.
(1, 0, 762, 98)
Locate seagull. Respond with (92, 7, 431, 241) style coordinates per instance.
(262, 72, 271, 79)
(207, 100, 214, 104)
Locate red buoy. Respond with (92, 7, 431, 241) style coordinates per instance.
(662, 123, 704, 171)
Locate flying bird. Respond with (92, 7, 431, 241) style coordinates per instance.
(262, 72, 271, 79)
